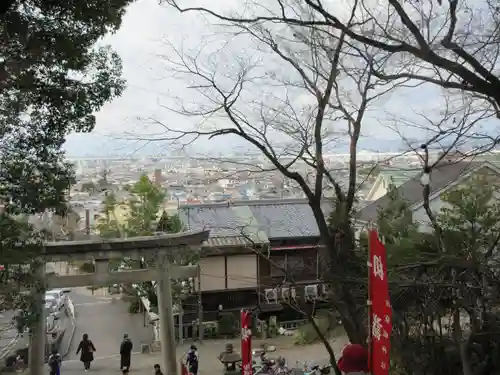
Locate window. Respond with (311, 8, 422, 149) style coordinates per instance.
(286, 255, 305, 275)
(269, 251, 318, 279)
(302, 249, 318, 278)
(270, 255, 286, 277)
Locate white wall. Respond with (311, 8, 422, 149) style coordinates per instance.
(198, 257, 225, 291)
(369, 184, 388, 201)
(366, 176, 388, 201)
(196, 254, 258, 291)
(226, 254, 257, 289)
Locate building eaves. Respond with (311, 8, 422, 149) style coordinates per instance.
(203, 235, 263, 248)
(180, 198, 310, 210)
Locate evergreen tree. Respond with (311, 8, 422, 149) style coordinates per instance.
(126, 175, 166, 236)
(376, 176, 500, 375)
(97, 176, 193, 310)
(0, 0, 133, 332)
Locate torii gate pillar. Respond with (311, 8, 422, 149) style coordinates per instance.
(156, 252, 178, 375)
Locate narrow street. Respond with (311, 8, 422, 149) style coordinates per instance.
(0, 310, 24, 362)
(63, 287, 153, 372)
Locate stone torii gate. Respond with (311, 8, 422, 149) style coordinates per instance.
(30, 230, 209, 375)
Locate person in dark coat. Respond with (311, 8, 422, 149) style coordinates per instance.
(76, 333, 96, 371)
(48, 348, 62, 375)
(154, 364, 164, 375)
(186, 344, 199, 375)
(119, 334, 133, 372)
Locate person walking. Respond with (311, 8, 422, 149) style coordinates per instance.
(48, 348, 62, 375)
(153, 364, 164, 375)
(119, 334, 133, 372)
(186, 344, 199, 375)
(76, 333, 96, 371)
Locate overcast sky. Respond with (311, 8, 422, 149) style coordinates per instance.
(64, 0, 496, 157)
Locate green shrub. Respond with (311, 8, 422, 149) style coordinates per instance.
(218, 312, 237, 337)
(267, 321, 278, 338)
(80, 262, 95, 273)
(293, 314, 331, 346)
(203, 321, 218, 338)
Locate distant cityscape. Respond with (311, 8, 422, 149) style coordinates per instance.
(37, 149, 498, 239)
(63, 133, 417, 158)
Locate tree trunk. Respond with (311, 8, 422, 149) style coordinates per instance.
(335, 292, 365, 344)
(309, 200, 366, 344)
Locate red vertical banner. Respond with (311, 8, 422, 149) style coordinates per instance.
(368, 230, 392, 375)
(241, 310, 253, 375)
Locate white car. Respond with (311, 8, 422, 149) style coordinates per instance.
(45, 289, 68, 311)
(44, 296, 59, 313)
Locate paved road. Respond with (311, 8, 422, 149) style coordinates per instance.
(0, 311, 18, 359)
(64, 287, 153, 370)
(57, 287, 349, 375)
(60, 335, 348, 375)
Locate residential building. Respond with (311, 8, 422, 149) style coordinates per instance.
(357, 161, 500, 231)
(178, 198, 334, 320)
(365, 167, 420, 201)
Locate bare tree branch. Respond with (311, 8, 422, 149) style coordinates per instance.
(164, 0, 500, 117)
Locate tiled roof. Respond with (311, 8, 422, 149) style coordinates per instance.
(179, 198, 334, 239)
(357, 161, 482, 222)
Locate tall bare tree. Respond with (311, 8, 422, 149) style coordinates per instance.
(146, 3, 500, 373)
(135, 1, 418, 345)
(165, 0, 500, 135)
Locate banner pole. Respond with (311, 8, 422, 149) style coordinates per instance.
(367, 224, 373, 371)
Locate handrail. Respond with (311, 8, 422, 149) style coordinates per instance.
(132, 284, 159, 343)
(61, 297, 77, 358)
(67, 298, 75, 319)
(0, 335, 19, 360)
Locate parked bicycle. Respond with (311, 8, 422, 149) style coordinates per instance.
(296, 360, 313, 373)
(306, 364, 331, 375)
(252, 346, 276, 375)
(254, 357, 291, 375)
(295, 360, 331, 375)
(4, 354, 26, 373)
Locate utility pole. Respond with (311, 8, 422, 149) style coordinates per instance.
(29, 261, 46, 375)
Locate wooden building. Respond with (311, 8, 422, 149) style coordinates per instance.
(178, 198, 333, 321)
